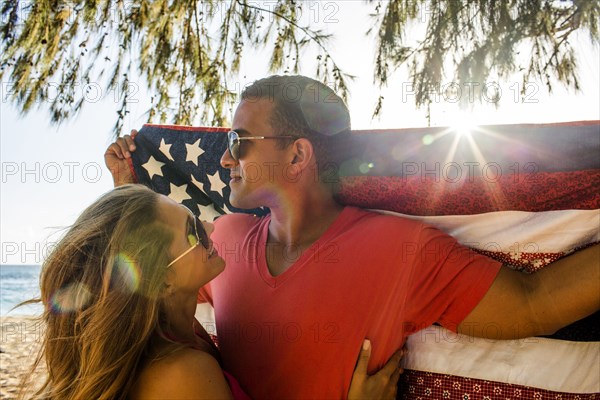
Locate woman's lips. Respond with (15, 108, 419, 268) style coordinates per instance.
(207, 246, 218, 259)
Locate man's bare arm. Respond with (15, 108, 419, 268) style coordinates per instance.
(104, 133, 137, 187)
(458, 243, 600, 339)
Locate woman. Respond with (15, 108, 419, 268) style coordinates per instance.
(21, 184, 404, 399)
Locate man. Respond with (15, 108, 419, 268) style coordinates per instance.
(106, 75, 599, 399)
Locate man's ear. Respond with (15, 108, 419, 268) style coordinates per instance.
(289, 138, 315, 170)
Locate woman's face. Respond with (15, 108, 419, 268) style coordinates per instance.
(156, 195, 225, 294)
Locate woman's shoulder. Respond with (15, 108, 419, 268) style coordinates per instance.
(130, 347, 233, 399)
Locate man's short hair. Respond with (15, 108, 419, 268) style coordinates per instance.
(241, 75, 354, 183)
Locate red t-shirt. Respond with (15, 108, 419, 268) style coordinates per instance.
(200, 207, 501, 399)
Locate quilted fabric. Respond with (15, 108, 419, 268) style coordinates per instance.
(131, 121, 600, 398)
(399, 370, 598, 399)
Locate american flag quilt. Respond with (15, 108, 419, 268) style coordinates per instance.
(130, 121, 599, 399)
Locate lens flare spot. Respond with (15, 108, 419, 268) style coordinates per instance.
(114, 253, 140, 293)
(359, 162, 374, 174)
(50, 282, 91, 314)
(422, 134, 434, 145)
(187, 233, 198, 246)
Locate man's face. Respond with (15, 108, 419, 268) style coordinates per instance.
(220, 98, 293, 209)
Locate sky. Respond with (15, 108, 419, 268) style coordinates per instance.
(1, 1, 599, 265)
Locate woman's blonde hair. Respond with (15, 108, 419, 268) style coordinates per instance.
(21, 184, 177, 400)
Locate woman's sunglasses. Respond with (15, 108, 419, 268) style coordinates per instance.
(227, 130, 295, 161)
(167, 206, 210, 268)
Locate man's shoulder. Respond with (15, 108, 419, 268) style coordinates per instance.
(348, 207, 424, 229)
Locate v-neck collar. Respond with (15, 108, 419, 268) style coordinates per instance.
(256, 206, 353, 288)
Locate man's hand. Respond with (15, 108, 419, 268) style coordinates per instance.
(104, 131, 137, 187)
(348, 339, 406, 400)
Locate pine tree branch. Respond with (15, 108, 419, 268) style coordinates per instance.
(194, 2, 203, 75)
(234, 0, 345, 74)
(221, 0, 236, 93)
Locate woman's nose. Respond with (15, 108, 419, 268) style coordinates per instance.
(201, 221, 215, 236)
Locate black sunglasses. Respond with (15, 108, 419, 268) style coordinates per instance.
(188, 212, 210, 250)
(227, 130, 295, 161)
(167, 206, 209, 267)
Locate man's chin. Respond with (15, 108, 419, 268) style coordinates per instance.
(229, 194, 257, 210)
(228, 187, 268, 210)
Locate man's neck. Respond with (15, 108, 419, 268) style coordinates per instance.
(267, 189, 343, 248)
(261, 184, 343, 277)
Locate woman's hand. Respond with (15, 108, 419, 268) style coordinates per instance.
(104, 131, 137, 187)
(348, 339, 406, 400)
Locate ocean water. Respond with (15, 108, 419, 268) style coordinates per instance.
(0, 265, 43, 316)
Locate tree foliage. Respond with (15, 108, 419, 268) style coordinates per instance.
(1, 0, 598, 134)
(369, 0, 599, 119)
